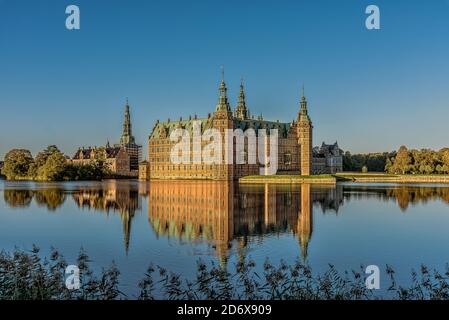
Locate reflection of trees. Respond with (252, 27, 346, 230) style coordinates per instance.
(3, 181, 141, 254)
(3, 189, 65, 210)
(386, 186, 449, 211)
(34, 189, 66, 211)
(343, 185, 449, 212)
(3, 190, 34, 208)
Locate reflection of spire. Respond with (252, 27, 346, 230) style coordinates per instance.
(70, 180, 140, 255)
(297, 184, 313, 260)
(121, 209, 132, 255)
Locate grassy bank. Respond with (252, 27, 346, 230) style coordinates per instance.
(239, 173, 449, 184)
(239, 174, 336, 184)
(335, 172, 449, 183)
(1, 174, 137, 182)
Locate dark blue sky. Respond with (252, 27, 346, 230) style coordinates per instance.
(1, 0, 449, 159)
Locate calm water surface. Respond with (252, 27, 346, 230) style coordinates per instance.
(1, 179, 449, 297)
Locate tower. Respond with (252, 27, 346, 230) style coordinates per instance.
(234, 79, 248, 120)
(297, 85, 313, 176)
(213, 67, 234, 179)
(120, 98, 136, 145)
(214, 66, 233, 118)
(118, 98, 142, 173)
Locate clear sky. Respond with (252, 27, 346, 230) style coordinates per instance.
(1, 0, 449, 159)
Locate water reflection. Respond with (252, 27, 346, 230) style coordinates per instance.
(148, 181, 343, 264)
(3, 189, 34, 208)
(71, 181, 140, 254)
(3, 181, 449, 260)
(343, 185, 449, 211)
(2, 181, 141, 254)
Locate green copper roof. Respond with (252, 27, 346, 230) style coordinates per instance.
(149, 117, 292, 140)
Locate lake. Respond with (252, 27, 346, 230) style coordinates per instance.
(1, 179, 449, 298)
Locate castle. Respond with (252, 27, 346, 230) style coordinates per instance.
(140, 73, 342, 180)
(70, 99, 142, 177)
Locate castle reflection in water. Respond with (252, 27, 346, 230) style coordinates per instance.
(147, 181, 340, 263)
(71, 180, 141, 253)
(3, 180, 449, 262)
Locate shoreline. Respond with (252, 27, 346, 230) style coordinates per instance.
(3, 173, 449, 185)
(239, 173, 449, 184)
(239, 174, 336, 184)
(0, 175, 138, 182)
(335, 173, 449, 184)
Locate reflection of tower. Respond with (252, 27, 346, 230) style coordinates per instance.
(71, 180, 140, 255)
(213, 67, 234, 180)
(121, 209, 133, 255)
(105, 180, 138, 255)
(297, 85, 313, 176)
(215, 181, 234, 268)
(297, 184, 313, 260)
(264, 183, 277, 226)
(147, 180, 234, 267)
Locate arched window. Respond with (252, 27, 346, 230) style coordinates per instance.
(284, 152, 292, 166)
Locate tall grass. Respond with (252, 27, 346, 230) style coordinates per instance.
(2, 247, 449, 300)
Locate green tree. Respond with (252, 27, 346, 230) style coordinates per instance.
(33, 145, 62, 179)
(440, 148, 449, 172)
(343, 151, 354, 171)
(2, 149, 33, 180)
(388, 146, 411, 174)
(385, 147, 449, 175)
(39, 152, 67, 181)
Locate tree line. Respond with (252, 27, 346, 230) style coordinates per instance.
(1, 145, 108, 181)
(344, 146, 449, 174)
(385, 146, 449, 175)
(343, 151, 394, 172)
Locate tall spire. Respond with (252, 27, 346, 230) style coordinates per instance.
(297, 83, 313, 176)
(299, 83, 310, 122)
(215, 66, 232, 113)
(235, 77, 248, 120)
(120, 98, 136, 145)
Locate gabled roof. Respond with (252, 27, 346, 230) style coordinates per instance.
(72, 146, 124, 160)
